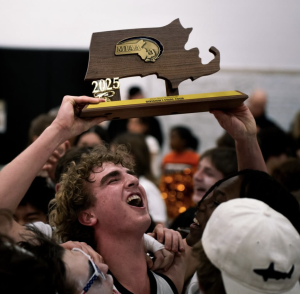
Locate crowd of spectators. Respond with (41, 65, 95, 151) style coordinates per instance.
(1, 87, 300, 294)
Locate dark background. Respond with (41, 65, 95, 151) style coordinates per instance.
(0, 48, 92, 164)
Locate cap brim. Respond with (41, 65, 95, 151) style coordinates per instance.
(222, 272, 300, 294)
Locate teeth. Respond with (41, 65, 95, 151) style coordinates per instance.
(127, 195, 141, 203)
(193, 218, 200, 226)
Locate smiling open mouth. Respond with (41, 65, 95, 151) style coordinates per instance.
(126, 195, 143, 207)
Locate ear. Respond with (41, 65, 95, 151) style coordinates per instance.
(55, 183, 60, 193)
(64, 140, 71, 151)
(78, 210, 97, 227)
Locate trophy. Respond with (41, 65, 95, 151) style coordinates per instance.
(79, 19, 247, 119)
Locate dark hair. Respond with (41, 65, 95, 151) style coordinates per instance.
(257, 127, 292, 161)
(171, 126, 199, 151)
(272, 158, 300, 192)
(193, 240, 226, 294)
(0, 210, 75, 294)
(54, 146, 93, 183)
(74, 125, 109, 146)
(199, 169, 300, 234)
(128, 86, 142, 98)
(216, 132, 235, 149)
(19, 177, 55, 216)
(201, 147, 238, 177)
(28, 114, 56, 144)
(112, 133, 155, 182)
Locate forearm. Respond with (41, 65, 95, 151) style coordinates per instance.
(0, 123, 68, 212)
(235, 135, 267, 173)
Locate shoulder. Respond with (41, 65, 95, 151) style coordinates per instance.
(149, 270, 179, 294)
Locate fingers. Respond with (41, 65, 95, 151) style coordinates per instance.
(161, 249, 175, 272)
(151, 250, 164, 271)
(63, 95, 105, 105)
(146, 254, 154, 269)
(152, 224, 165, 243)
(152, 225, 184, 253)
(151, 249, 175, 272)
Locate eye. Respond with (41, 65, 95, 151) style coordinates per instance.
(213, 200, 220, 206)
(108, 178, 118, 184)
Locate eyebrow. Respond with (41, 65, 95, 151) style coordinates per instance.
(100, 170, 138, 186)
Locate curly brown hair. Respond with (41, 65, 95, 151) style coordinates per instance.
(49, 144, 134, 248)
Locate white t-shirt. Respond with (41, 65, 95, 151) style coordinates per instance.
(185, 272, 201, 294)
(139, 176, 167, 223)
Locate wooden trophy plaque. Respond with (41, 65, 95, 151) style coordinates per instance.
(79, 19, 247, 119)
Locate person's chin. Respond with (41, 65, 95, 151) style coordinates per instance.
(192, 193, 205, 204)
(186, 225, 203, 247)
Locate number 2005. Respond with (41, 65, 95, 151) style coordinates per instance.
(92, 77, 120, 93)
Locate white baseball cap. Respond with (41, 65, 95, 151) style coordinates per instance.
(202, 198, 300, 294)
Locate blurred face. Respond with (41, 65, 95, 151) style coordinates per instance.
(77, 133, 102, 148)
(63, 249, 114, 294)
(192, 157, 224, 203)
(170, 130, 185, 152)
(187, 175, 243, 246)
(127, 118, 147, 134)
(88, 162, 151, 234)
(14, 204, 47, 226)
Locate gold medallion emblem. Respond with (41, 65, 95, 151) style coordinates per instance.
(115, 37, 163, 63)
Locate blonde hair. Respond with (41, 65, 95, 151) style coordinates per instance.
(49, 144, 134, 248)
(291, 111, 300, 139)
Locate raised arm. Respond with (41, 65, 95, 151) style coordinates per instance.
(0, 96, 105, 239)
(210, 103, 267, 172)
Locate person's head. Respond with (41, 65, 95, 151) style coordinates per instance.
(257, 127, 291, 173)
(49, 144, 150, 248)
(54, 146, 93, 185)
(247, 89, 267, 118)
(128, 86, 144, 100)
(187, 169, 300, 246)
(195, 198, 300, 294)
(14, 177, 55, 225)
(127, 117, 151, 135)
(112, 133, 154, 182)
(170, 126, 199, 153)
(74, 126, 109, 148)
(0, 210, 113, 294)
(272, 158, 300, 194)
(192, 147, 237, 203)
(28, 113, 70, 158)
(291, 110, 300, 140)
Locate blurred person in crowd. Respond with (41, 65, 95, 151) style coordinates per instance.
(170, 147, 237, 233)
(112, 133, 167, 226)
(14, 176, 55, 225)
(290, 110, 300, 157)
(28, 113, 70, 182)
(127, 117, 161, 178)
(272, 158, 300, 203)
(247, 89, 280, 131)
(193, 198, 300, 294)
(107, 86, 163, 147)
(74, 125, 109, 147)
(216, 132, 235, 148)
(257, 127, 293, 174)
(160, 126, 200, 219)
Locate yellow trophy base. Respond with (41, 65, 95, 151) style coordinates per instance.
(79, 90, 248, 120)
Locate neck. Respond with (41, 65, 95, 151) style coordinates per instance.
(95, 228, 150, 294)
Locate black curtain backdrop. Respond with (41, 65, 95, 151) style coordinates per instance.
(0, 48, 92, 164)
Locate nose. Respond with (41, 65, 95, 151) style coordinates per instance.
(194, 169, 203, 182)
(125, 173, 139, 188)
